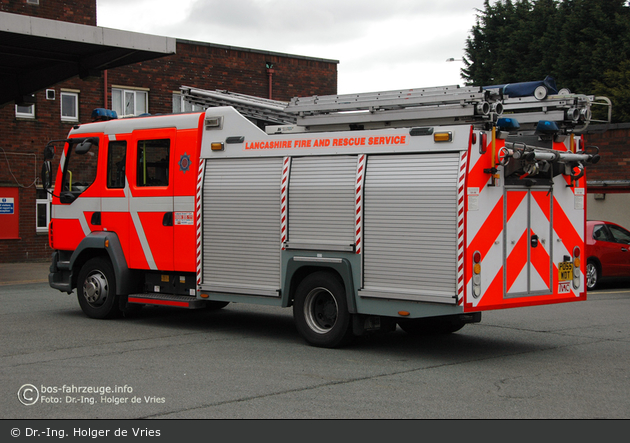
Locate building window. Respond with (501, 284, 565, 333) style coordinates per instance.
(172, 92, 205, 113)
(36, 188, 51, 233)
(26, 0, 40, 5)
(112, 87, 148, 118)
(15, 104, 35, 119)
(60, 91, 79, 122)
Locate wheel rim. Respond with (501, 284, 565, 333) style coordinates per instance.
(586, 263, 597, 289)
(82, 271, 109, 307)
(303, 287, 338, 334)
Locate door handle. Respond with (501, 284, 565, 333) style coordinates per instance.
(90, 212, 101, 226)
(530, 234, 539, 248)
(162, 212, 173, 227)
(622, 248, 628, 253)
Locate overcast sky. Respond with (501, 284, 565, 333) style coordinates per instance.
(97, 0, 485, 95)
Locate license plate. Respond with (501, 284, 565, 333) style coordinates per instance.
(558, 261, 573, 281)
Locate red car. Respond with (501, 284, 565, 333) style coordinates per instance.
(585, 220, 630, 290)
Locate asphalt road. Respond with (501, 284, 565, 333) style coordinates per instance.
(1, 278, 629, 419)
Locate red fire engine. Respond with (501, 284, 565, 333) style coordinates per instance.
(42, 79, 610, 347)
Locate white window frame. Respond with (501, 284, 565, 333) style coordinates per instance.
(36, 188, 52, 233)
(112, 86, 149, 118)
(60, 91, 79, 122)
(15, 104, 35, 119)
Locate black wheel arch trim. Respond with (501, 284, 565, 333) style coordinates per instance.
(62, 232, 134, 295)
(283, 258, 357, 314)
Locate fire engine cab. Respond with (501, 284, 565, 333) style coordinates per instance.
(42, 78, 610, 347)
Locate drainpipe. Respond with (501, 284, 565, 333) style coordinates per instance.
(104, 69, 108, 108)
(266, 62, 274, 100)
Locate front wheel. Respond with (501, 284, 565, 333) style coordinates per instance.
(293, 272, 353, 348)
(76, 257, 121, 319)
(586, 260, 599, 291)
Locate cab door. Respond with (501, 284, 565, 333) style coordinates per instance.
(127, 129, 176, 271)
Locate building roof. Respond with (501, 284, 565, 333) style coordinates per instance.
(0, 11, 177, 106)
(176, 38, 339, 64)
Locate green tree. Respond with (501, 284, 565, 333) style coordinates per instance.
(462, 0, 630, 122)
(593, 60, 630, 122)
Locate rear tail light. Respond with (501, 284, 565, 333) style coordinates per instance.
(472, 251, 482, 298)
(573, 246, 581, 289)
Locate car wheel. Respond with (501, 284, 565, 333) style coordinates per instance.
(586, 260, 599, 291)
(293, 271, 354, 348)
(76, 257, 121, 319)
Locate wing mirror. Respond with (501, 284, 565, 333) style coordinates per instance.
(75, 137, 99, 154)
(41, 161, 52, 190)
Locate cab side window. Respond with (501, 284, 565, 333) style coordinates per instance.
(107, 141, 127, 189)
(137, 139, 170, 187)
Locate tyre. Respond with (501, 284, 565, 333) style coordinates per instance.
(76, 257, 121, 319)
(586, 260, 599, 291)
(293, 271, 354, 348)
(398, 315, 467, 335)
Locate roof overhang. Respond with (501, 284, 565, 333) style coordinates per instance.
(0, 12, 176, 107)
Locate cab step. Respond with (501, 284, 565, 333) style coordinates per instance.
(127, 293, 206, 309)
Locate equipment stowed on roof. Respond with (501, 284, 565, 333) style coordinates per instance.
(181, 76, 610, 134)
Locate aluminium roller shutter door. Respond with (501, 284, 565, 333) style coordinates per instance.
(360, 153, 460, 303)
(287, 155, 356, 249)
(201, 157, 282, 296)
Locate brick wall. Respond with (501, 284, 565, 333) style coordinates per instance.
(0, 0, 96, 25)
(584, 123, 630, 188)
(1, 36, 337, 263)
(107, 40, 338, 112)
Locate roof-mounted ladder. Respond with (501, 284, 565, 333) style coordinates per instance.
(283, 85, 501, 130)
(180, 86, 297, 125)
(180, 83, 610, 134)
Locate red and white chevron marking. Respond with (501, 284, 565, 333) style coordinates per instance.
(196, 159, 206, 286)
(457, 150, 468, 304)
(280, 157, 291, 249)
(355, 154, 366, 254)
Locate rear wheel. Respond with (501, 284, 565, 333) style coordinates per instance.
(293, 271, 353, 348)
(586, 260, 599, 290)
(76, 257, 121, 319)
(398, 315, 467, 335)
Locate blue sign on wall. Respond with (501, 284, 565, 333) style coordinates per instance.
(0, 197, 15, 214)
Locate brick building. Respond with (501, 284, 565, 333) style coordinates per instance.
(0, 0, 338, 263)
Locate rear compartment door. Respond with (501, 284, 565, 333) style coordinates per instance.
(505, 188, 553, 296)
(359, 152, 460, 304)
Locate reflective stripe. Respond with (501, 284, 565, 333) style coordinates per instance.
(355, 154, 366, 254)
(457, 150, 468, 304)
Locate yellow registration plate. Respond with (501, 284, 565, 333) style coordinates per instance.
(558, 262, 573, 281)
